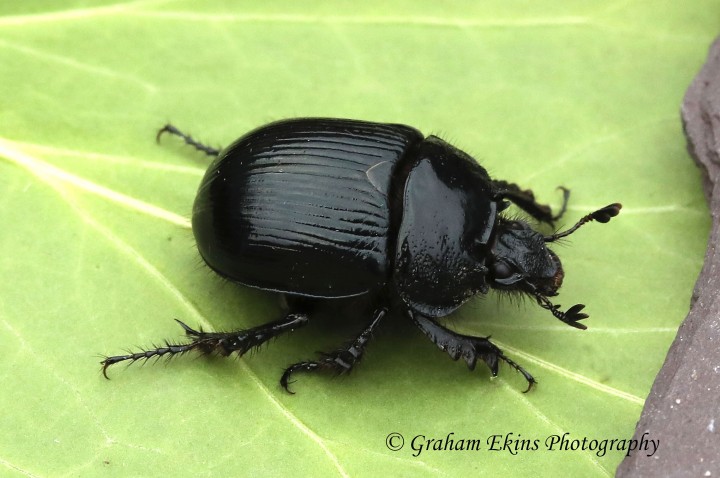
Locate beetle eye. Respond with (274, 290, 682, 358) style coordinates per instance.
(493, 261, 513, 280)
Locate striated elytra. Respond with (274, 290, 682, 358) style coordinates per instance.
(102, 118, 621, 392)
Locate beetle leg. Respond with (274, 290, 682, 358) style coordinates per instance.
(280, 307, 387, 394)
(156, 123, 221, 157)
(409, 312, 536, 392)
(493, 180, 569, 225)
(100, 313, 308, 378)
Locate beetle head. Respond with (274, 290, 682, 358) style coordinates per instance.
(487, 203, 622, 330)
(489, 219, 563, 297)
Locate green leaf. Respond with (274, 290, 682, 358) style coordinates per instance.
(0, 1, 715, 476)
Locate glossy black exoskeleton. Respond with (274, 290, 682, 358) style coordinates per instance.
(101, 118, 621, 392)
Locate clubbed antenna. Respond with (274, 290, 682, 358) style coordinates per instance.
(544, 203, 622, 243)
(533, 292, 589, 330)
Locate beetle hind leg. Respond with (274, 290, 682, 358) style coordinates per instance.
(280, 307, 387, 394)
(409, 312, 536, 392)
(493, 180, 569, 225)
(101, 313, 308, 378)
(156, 123, 221, 157)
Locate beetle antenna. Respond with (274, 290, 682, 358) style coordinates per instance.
(544, 203, 622, 242)
(533, 292, 589, 330)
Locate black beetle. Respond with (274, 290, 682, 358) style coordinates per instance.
(102, 118, 621, 392)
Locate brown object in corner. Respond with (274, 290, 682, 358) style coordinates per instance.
(616, 38, 720, 477)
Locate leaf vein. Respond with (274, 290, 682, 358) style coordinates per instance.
(0, 138, 191, 228)
(54, 193, 350, 478)
(493, 340, 645, 405)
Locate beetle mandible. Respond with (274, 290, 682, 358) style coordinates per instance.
(101, 118, 621, 392)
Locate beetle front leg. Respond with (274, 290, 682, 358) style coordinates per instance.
(409, 312, 536, 392)
(280, 307, 387, 394)
(492, 180, 569, 225)
(101, 312, 309, 378)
